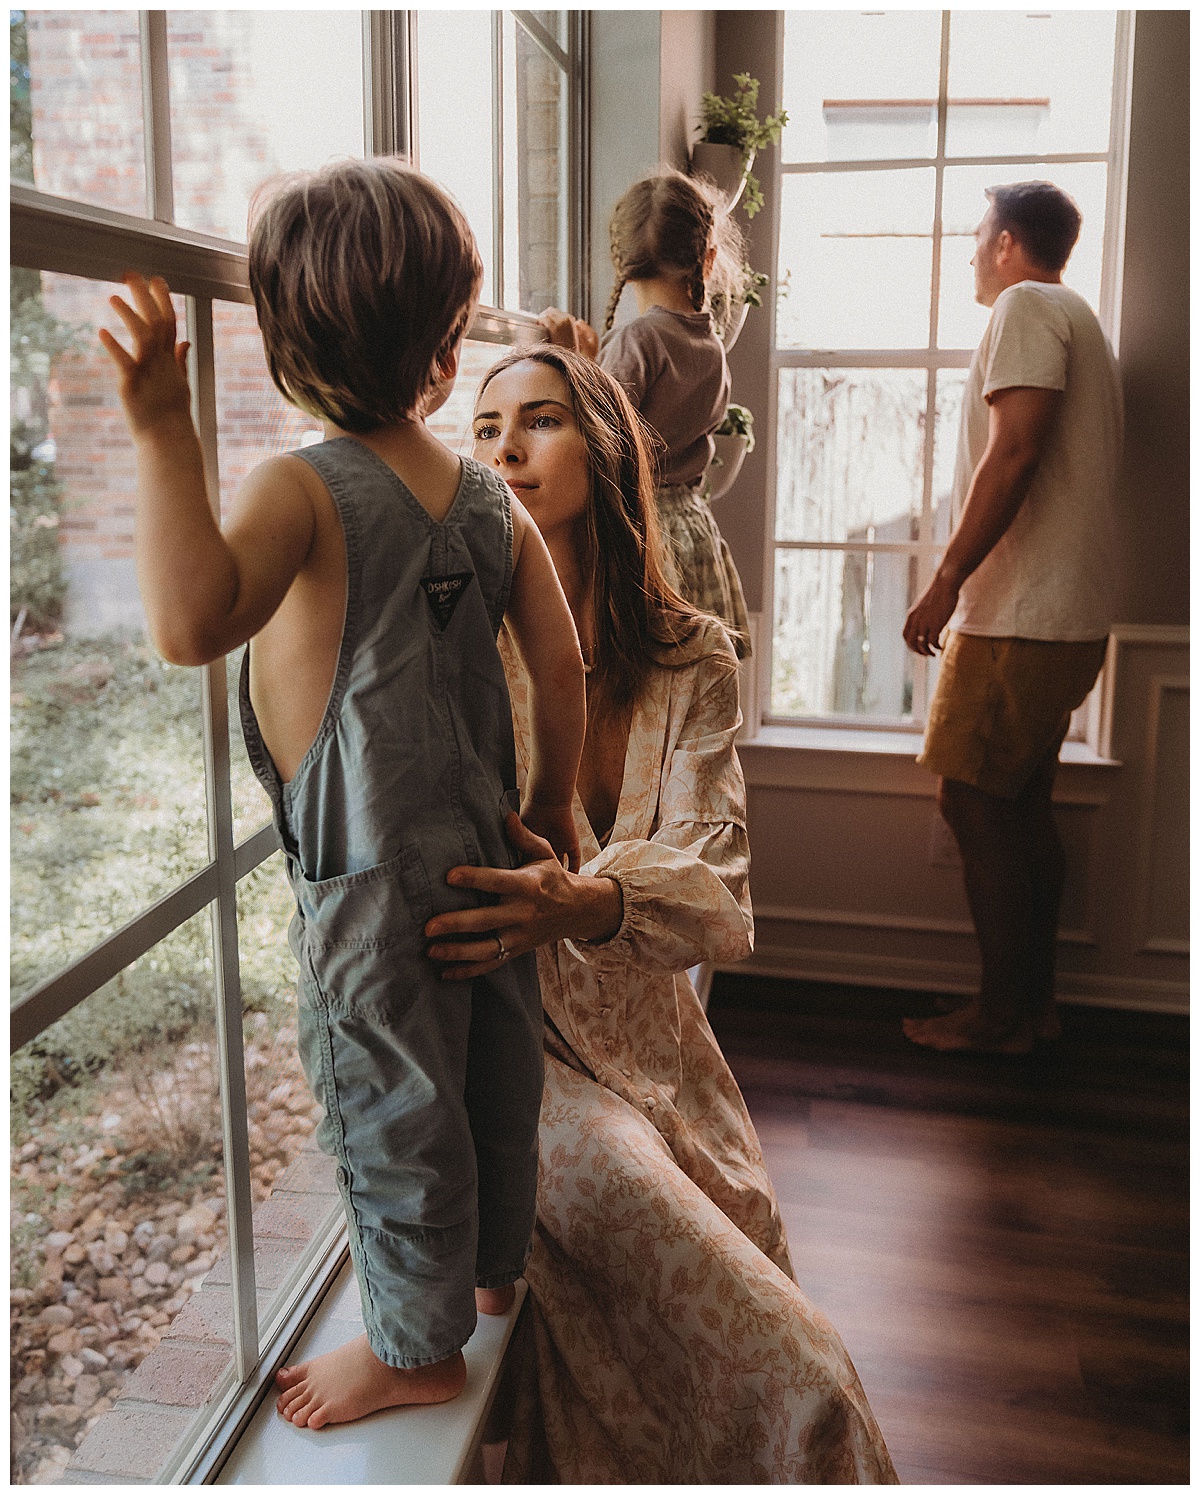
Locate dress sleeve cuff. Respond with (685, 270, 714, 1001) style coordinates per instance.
(564, 870, 633, 967)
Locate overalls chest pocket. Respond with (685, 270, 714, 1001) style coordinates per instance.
(290, 847, 432, 1025)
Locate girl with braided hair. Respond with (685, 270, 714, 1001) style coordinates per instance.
(542, 168, 752, 658)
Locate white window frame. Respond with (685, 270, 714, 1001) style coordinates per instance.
(9, 9, 586, 1480)
(763, 10, 1135, 734)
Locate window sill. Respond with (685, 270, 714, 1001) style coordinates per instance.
(217, 1267, 524, 1484)
(746, 724, 927, 756)
(738, 724, 1120, 800)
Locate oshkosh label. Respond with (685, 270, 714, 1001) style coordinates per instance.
(419, 572, 474, 631)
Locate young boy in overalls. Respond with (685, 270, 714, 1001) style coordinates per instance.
(100, 158, 586, 1427)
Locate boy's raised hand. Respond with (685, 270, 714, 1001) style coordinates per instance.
(520, 799, 581, 874)
(99, 272, 192, 437)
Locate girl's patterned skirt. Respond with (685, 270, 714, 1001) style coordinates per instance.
(656, 481, 751, 659)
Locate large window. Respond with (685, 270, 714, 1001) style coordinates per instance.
(10, 10, 583, 1483)
(768, 11, 1131, 725)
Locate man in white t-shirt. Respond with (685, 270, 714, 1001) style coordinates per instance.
(901, 181, 1122, 1053)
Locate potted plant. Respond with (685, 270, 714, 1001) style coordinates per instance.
(691, 73, 788, 218)
(706, 403, 755, 502)
(711, 262, 771, 350)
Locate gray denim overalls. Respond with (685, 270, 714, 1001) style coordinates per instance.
(239, 439, 543, 1369)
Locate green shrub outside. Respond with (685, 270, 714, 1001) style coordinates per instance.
(11, 636, 295, 1122)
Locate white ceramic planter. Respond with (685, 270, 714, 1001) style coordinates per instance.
(690, 141, 753, 211)
(705, 433, 750, 502)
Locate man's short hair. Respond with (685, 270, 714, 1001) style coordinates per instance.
(985, 181, 1083, 274)
(249, 158, 483, 432)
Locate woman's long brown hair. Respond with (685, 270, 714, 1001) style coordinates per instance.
(477, 345, 725, 712)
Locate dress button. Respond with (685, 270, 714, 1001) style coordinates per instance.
(644, 1097, 656, 1111)
(604, 1037, 615, 1051)
(600, 1005, 612, 1017)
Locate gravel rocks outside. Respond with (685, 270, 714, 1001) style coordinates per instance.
(11, 1025, 322, 1485)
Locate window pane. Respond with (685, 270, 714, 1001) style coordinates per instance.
(11, 912, 232, 1485)
(782, 11, 942, 163)
(208, 299, 321, 843)
(226, 646, 274, 847)
(932, 368, 970, 544)
(237, 853, 342, 1330)
(772, 549, 916, 720)
(212, 300, 323, 509)
(512, 14, 568, 312)
(501, 11, 521, 308)
(937, 162, 1109, 349)
(16, 11, 148, 214)
(11, 272, 210, 1001)
(777, 170, 936, 349)
(418, 11, 496, 306)
(946, 12, 1117, 158)
(775, 369, 927, 544)
(167, 11, 364, 240)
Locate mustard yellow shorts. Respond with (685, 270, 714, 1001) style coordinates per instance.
(918, 632, 1108, 800)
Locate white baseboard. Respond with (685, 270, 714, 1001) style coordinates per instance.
(718, 944, 1190, 1015)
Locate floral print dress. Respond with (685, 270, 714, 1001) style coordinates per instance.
(497, 618, 897, 1484)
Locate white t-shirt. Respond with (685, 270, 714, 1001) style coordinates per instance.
(949, 281, 1123, 640)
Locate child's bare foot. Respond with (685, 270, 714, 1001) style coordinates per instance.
(274, 1335, 465, 1429)
(902, 1000, 1033, 1054)
(475, 1282, 516, 1315)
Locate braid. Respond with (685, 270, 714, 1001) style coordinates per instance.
(604, 271, 628, 332)
(686, 261, 706, 312)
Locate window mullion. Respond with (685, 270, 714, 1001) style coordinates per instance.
(188, 295, 260, 1382)
(764, 7, 789, 731)
(928, 10, 951, 354)
(775, 349, 973, 369)
(567, 11, 589, 319)
(492, 12, 505, 307)
(1099, 10, 1135, 345)
(913, 10, 953, 724)
(781, 151, 1109, 175)
(363, 10, 413, 159)
(138, 10, 174, 222)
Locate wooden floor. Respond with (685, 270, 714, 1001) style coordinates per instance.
(707, 976, 1190, 1486)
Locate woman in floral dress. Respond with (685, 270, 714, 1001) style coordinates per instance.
(424, 345, 896, 1484)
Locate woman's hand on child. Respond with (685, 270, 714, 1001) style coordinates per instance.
(99, 272, 192, 437)
(538, 308, 599, 360)
(424, 813, 621, 979)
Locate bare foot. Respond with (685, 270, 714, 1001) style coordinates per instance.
(932, 993, 1061, 1042)
(475, 1282, 516, 1315)
(902, 1001, 1033, 1054)
(274, 1334, 465, 1429)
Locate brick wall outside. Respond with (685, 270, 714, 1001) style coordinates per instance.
(64, 1135, 342, 1483)
(516, 30, 566, 314)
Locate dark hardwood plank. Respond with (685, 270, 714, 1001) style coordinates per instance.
(708, 977, 1190, 1486)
